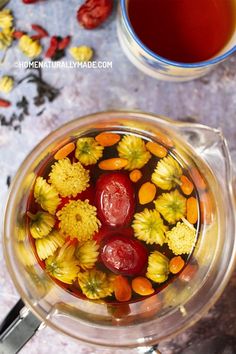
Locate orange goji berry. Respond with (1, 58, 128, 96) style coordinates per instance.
(54, 142, 75, 160)
(200, 192, 214, 224)
(186, 197, 198, 224)
(179, 264, 198, 282)
(180, 175, 194, 195)
(155, 132, 174, 148)
(95, 132, 120, 146)
(169, 256, 185, 274)
(132, 277, 154, 296)
(190, 167, 207, 191)
(98, 158, 128, 170)
(114, 275, 132, 302)
(146, 141, 167, 158)
(138, 182, 156, 205)
(129, 169, 142, 183)
(139, 294, 162, 319)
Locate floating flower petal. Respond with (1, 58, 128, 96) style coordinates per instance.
(132, 209, 167, 245)
(45, 241, 80, 284)
(34, 177, 60, 214)
(0, 76, 14, 93)
(35, 230, 65, 260)
(151, 155, 182, 190)
(75, 137, 104, 166)
(166, 222, 196, 255)
(117, 135, 151, 170)
(154, 190, 186, 224)
(78, 269, 114, 299)
(49, 158, 90, 197)
(76, 240, 99, 270)
(29, 211, 55, 239)
(146, 251, 169, 283)
(57, 200, 101, 241)
(19, 35, 42, 58)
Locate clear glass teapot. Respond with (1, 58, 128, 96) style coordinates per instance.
(1, 111, 236, 353)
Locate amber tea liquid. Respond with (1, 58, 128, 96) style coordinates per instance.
(128, 0, 236, 63)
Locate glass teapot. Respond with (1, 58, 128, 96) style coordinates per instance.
(1, 111, 236, 354)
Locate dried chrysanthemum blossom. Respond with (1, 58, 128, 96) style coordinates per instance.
(16, 242, 36, 267)
(29, 211, 55, 239)
(0, 76, 14, 93)
(45, 241, 80, 284)
(19, 35, 42, 58)
(69, 46, 93, 62)
(132, 209, 167, 246)
(0, 9, 13, 29)
(75, 240, 99, 270)
(49, 158, 90, 197)
(78, 269, 114, 300)
(0, 28, 13, 50)
(75, 137, 104, 166)
(117, 135, 151, 170)
(35, 230, 65, 260)
(166, 222, 196, 255)
(154, 190, 186, 224)
(146, 251, 169, 283)
(34, 177, 60, 215)
(151, 155, 182, 190)
(57, 200, 101, 241)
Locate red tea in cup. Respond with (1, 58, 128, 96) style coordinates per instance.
(128, 0, 236, 63)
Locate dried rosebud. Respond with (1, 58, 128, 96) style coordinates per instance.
(77, 0, 113, 30)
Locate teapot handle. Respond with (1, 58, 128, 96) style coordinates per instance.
(0, 299, 42, 354)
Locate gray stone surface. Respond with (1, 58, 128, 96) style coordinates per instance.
(0, 1, 236, 353)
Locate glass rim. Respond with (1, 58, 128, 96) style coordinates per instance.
(120, 0, 236, 68)
(3, 110, 236, 347)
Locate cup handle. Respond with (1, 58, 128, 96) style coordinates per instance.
(0, 299, 42, 354)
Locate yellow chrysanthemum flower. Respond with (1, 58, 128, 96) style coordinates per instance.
(34, 177, 60, 215)
(154, 190, 186, 224)
(16, 242, 36, 267)
(117, 135, 151, 170)
(146, 251, 169, 283)
(0, 9, 13, 29)
(35, 230, 65, 260)
(132, 209, 167, 245)
(45, 241, 80, 284)
(57, 200, 101, 241)
(166, 222, 196, 255)
(49, 158, 90, 197)
(69, 46, 93, 62)
(76, 240, 99, 270)
(0, 27, 13, 50)
(19, 35, 42, 58)
(78, 269, 114, 300)
(75, 137, 104, 166)
(29, 211, 55, 239)
(151, 155, 182, 190)
(0, 76, 14, 93)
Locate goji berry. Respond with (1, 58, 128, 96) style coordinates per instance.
(77, 0, 113, 30)
(31, 24, 49, 38)
(0, 98, 11, 108)
(45, 36, 59, 58)
(58, 36, 71, 50)
(13, 31, 25, 39)
(23, 0, 40, 3)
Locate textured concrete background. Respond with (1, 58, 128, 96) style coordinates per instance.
(0, 0, 236, 353)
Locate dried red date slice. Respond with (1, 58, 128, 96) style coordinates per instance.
(101, 235, 148, 276)
(77, 0, 113, 30)
(95, 172, 135, 227)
